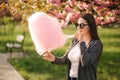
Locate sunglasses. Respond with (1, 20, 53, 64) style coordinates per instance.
(75, 23, 88, 29)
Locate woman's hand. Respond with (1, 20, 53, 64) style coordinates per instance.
(42, 51, 55, 62)
(74, 31, 83, 41)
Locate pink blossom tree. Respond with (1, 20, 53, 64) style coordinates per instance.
(47, 0, 120, 27)
(6, 0, 120, 27)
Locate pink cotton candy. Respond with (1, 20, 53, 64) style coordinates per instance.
(28, 12, 66, 55)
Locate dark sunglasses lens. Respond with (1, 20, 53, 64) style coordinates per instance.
(80, 24, 84, 29)
(75, 23, 87, 29)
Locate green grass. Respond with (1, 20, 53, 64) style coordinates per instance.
(0, 20, 120, 80)
(97, 28, 120, 80)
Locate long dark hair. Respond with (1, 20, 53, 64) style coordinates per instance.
(82, 13, 100, 40)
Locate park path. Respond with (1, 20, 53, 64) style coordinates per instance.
(0, 53, 25, 80)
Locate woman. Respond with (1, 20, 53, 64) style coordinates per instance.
(42, 13, 103, 80)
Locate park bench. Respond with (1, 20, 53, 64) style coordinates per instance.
(6, 33, 25, 58)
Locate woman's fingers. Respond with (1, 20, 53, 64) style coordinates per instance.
(74, 31, 83, 41)
(42, 52, 55, 62)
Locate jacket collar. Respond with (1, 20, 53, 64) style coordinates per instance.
(71, 38, 95, 49)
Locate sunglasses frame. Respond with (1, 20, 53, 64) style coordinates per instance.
(75, 23, 88, 29)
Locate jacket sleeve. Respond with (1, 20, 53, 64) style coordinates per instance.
(52, 52, 68, 65)
(80, 40, 103, 67)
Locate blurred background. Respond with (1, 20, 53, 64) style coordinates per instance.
(0, 0, 120, 80)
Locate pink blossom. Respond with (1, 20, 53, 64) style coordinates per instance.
(47, 0, 61, 6)
(65, 12, 80, 24)
(62, 11, 67, 16)
(69, 12, 80, 22)
(56, 13, 65, 20)
(66, 13, 73, 22)
(68, 0, 76, 7)
(60, 20, 68, 28)
(64, 5, 74, 13)
(82, 2, 90, 10)
(95, 16, 103, 25)
(97, 11, 106, 17)
(94, 0, 112, 7)
(48, 10, 58, 16)
(108, 17, 116, 22)
(77, 2, 85, 10)
(93, 6, 103, 12)
(48, 10, 65, 20)
(102, 16, 116, 25)
(114, 9, 120, 14)
(118, 5, 120, 9)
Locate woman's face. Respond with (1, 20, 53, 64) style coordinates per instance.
(76, 18, 90, 36)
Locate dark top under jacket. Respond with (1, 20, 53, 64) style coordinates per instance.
(52, 38, 103, 80)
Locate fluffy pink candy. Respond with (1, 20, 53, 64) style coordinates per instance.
(28, 12, 66, 55)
